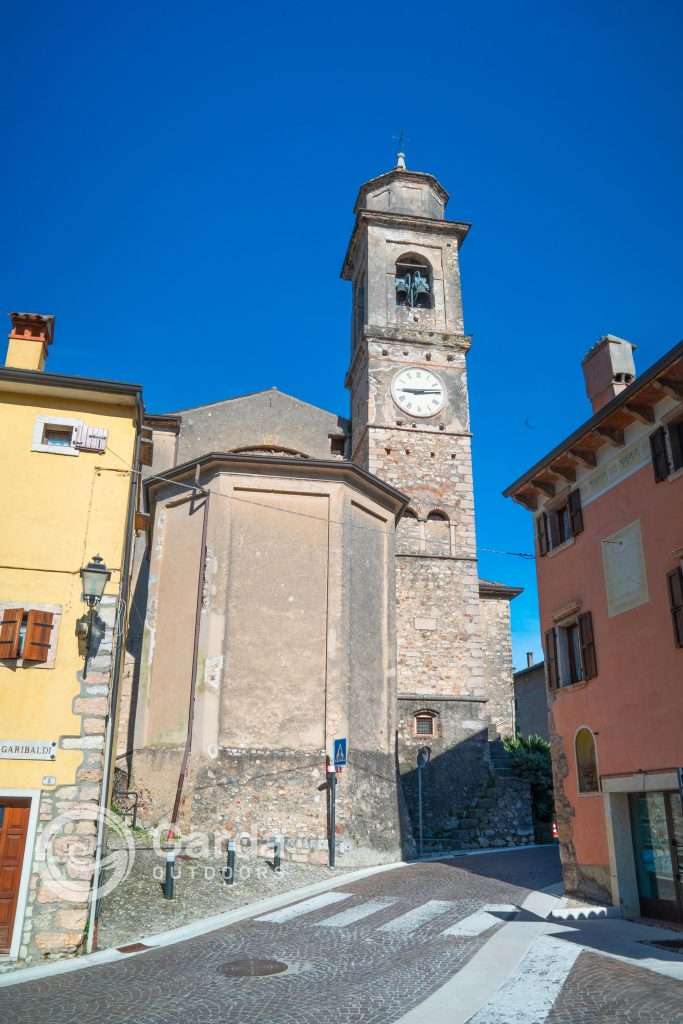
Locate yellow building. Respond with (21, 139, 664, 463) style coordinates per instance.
(0, 313, 142, 964)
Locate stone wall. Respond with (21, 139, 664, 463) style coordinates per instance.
(549, 704, 612, 904)
(396, 695, 491, 834)
(16, 597, 116, 964)
(479, 594, 515, 737)
(514, 663, 549, 740)
(396, 557, 485, 697)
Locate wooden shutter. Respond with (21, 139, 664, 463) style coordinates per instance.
(86, 427, 108, 452)
(22, 610, 54, 662)
(669, 421, 683, 472)
(578, 611, 597, 680)
(568, 489, 584, 537)
(536, 513, 549, 557)
(544, 628, 558, 689)
(667, 568, 683, 648)
(0, 609, 24, 660)
(650, 427, 670, 482)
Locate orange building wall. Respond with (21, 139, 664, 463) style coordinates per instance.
(537, 460, 683, 892)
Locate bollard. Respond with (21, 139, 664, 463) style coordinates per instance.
(224, 839, 236, 885)
(273, 836, 281, 872)
(163, 848, 176, 900)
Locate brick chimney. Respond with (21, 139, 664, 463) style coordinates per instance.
(582, 334, 636, 413)
(6, 312, 55, 372)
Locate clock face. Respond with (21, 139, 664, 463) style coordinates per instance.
(391, 368, 446, 418)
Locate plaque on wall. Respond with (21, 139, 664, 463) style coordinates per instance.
(0, 739, 57, 761)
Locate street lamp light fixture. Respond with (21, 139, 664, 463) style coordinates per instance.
(79, 555, 111, 678)
(80, 554, 111, 608)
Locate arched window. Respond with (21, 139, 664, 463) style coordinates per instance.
(425, 510, 450, 555)
(414, 710, 438, 736)
(395, 253, 432, 309)
(575, 728, 599, 793)
(397, 508, 421, 552)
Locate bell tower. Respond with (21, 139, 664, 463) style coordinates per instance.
(343, 158, 486, 703)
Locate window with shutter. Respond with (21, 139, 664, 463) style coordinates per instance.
(73, 425, 108, 453)
(537, 514, 549, 557)
(578, 612, 597, 680)
(545, 628, 558, 689)
(669, 419, 683, 473)
(22, 611, 54, 662)
(667, 568, 683, 648)
(650, 427, 670, 482)
(568, 489, 584, 537)
(0, 608, 24, 660)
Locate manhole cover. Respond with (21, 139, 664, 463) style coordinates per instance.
(219, 959, 288, 977)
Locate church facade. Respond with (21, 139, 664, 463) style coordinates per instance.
(117, 161, 530, 864)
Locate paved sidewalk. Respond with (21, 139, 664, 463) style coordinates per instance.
(98, 848, 350, 949)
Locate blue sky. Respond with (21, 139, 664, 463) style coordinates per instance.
(4, 2, 682, 668)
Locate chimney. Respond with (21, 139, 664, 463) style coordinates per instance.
(526, 651, 534, 668)
(6, 312, 55, 372)
(582, 334, 636, 413)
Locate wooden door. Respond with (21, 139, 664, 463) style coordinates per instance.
(0, 799, 30, 954)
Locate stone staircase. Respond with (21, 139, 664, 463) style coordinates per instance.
(420, 740, 535, 854)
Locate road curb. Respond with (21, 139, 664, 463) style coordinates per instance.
(0, 859, 408, 988)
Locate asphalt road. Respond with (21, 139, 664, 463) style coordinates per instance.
(3, 846, 683, 1023)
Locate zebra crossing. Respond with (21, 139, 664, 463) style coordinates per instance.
(254, 892, 519, 938)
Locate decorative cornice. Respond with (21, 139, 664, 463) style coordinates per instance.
(342, 209, 471, 279)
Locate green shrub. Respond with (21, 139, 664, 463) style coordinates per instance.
(503, 734, 554, 824)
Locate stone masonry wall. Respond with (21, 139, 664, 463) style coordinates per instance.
(396, 557, 485, 697)
(479, 595, 515, 737)
(16, 596, 116, 965)
(132, 745, 405, 868)
(548, 702, 612, 904)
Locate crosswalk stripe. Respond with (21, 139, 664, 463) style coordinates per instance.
(315, 898, 397, 928)
(379, 899, 456, 933)
(442, 905, 519, 938)
(254, 892, 351, 924)
(467, 935, 582, 1023)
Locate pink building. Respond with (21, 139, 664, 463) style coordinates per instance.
(506, 336, 683, 922)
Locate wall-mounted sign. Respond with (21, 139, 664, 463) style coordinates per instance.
(0, 739, 56, 761)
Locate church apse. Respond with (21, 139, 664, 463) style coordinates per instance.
(128, 453, 408, 865)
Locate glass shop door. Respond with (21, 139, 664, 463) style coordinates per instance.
(629, 791, 683, 923)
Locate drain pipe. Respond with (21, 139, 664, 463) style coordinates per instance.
(86, 402, 142, 953)
(168, 488, 210, 839)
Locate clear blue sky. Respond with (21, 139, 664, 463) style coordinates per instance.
(5, 2, 682, 668)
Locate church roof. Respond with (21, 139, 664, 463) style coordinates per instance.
(478, 578, 523, 600)
(144, 450, 409, 517)
(164, 386, 347, 431)
(352, 167, 449, 214)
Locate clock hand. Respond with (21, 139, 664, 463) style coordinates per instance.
(400, 388, 442, 395)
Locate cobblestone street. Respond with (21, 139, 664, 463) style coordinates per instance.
(2, 847, 683, 1023)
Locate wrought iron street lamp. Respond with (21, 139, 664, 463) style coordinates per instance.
(80, 554, 111, 607)
(79, 555, 111, 676)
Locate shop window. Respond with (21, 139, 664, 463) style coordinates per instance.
(575, 728, 600, 793)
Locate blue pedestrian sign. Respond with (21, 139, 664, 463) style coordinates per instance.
(333, 737, 347, 768)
